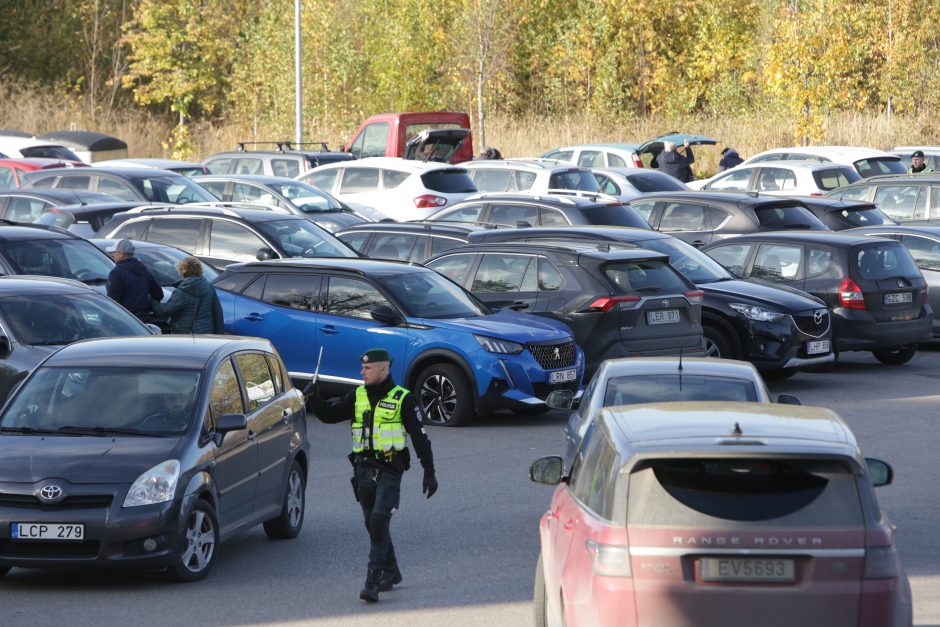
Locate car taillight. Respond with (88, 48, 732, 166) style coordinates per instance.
(839, 277, 866, 309)
(632, 155, 644, 168)
(583, 295, 641, 313)
(864, 546, 899, 579)
(304, 158, 314, 170)
(685, 290, 704, 305)
(586, 541, 632, 577)
(414, 194, 448, 208)
(810, 192, 822, 196)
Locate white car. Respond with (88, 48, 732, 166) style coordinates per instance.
(592, 167, 689, 201)
(741, 146, 906, 178)
(541, 143, 643, 168)
(461, 158, 599, 195)
(889, 146, 940, 172)
(0, 137, 82, 162)
(689, 160, 860, 196)
(298, 158, 478, 221)
(94, 158, 208, 178)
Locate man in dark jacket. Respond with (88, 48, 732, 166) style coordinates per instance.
(305, 348, 437, 603)
(718, 147, 744, 172)
(106, 239, 163, 323)
(658, 139, 695, 182)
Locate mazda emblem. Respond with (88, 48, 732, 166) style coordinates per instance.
(552, 347, 561, 360)
(38, 484, 64, 503)
(813, 310, 824, 325)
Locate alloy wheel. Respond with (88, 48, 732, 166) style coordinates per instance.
(181, 508, 216, 573)
(420, 374, 458, 424)
(287, 468, 304, 529)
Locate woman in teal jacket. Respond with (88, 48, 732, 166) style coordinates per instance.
(152, 257, 224, 334)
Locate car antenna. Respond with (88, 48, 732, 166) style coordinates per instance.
(70, 189, 86, 207)
(678, 345, 683, 391)
(732, 422, 743, 436)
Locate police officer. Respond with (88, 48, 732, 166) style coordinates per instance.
(910, 150, 933, 174)
(304, 348, 437, 603)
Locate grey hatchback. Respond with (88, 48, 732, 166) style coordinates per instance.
(0, 336, 308, 581)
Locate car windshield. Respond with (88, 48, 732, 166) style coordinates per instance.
(268, 181, 344, 212)
(1, 367, 200, 435)
(254, 219, 358, 258)
(0, 293, 148, 346)
(3, 238, 112, 284)
(604, 374, 758, 405)
(382, 271, 486, 319)
(636, 236, 732, 283)
(624, 172, 687, 192)
(135, 246, 219, 285)
(130, 174, 217, 204)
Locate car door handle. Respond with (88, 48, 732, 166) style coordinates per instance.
(320, 325, 338, 335)
(509, 301, 530, 311)
(247, 430, 256, 442)
(563, 519, 576, 531)
(690, 240, 707, 247)
(243, 313, 263, 322)
(282, 408, 291, 423)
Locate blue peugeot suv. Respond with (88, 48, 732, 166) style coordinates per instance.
(213, 258, 584, 426)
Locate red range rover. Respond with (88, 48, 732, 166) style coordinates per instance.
(530, 401, 912, 627)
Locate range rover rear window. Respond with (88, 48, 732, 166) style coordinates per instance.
(627, 458, 862, 526)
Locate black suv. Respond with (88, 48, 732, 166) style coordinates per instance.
(204, 142, 355, 178)
(335, 221, 496, 261)
(795, 196, 898, 230)
(704, 231, 931, 365)
(425, 241, 704, 376)
(426, 193, 651, 229)
(826, 173, 940, 222)
(627, 191, 828, 248)
(97, 205, 357, 269)
(468, 227, 835, 376)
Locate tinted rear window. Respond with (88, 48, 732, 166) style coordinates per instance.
(604, 375, 757, 405)
(603, 260, 689, 295)
(812, 167, 859, 190)
(754, 204, 827, 229)
(421, 170, 476, 193)
(854, 157, 906, 177)
(21, 146, 81, 161)
(833, 207, 894, 228)
(548, 169, 599, 192)
(624, 172, 687, 192)
(581, 203, 651, 228)
(854, 243, 920, 280)
(628, 458, 862, 526)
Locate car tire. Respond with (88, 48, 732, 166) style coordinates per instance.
(703, 325, 736, 359)
(872, 345, 918, 365)
(263, 460, 306, 539)
(415, 363, 474, 427)
(168, 499, 219, 583)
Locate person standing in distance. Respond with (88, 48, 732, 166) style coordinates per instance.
(658, 139, 696, 183)
(151, 256, 224, 334)
(106, 239, 164, 324)
(909, 150, 933, 174)
(304, 348, 437, 603)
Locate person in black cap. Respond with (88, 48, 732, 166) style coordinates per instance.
(718, 147, 744, 172)
(106, 238, 164, 324)
(910, 150, 932, 174)
(304, 348, 436, 603)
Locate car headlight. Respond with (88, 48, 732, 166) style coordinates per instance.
(123, 459, 180, 507)
(474, 334, 524, 354)
(729, 303, 785, 322)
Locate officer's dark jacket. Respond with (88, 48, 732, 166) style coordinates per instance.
(307, 375, 434, 472)
(107, 256, 163, 318)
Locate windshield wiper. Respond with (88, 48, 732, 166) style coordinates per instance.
(58, 426, 163, 437)
(0, 426, 62, 435)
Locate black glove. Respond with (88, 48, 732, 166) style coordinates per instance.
(422, 469, 438, 499)
(302, 380, 319, 399)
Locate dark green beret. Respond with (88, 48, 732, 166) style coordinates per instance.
(361, 348, 391, 364)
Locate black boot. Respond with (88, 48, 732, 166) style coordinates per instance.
(359, 568, 382, 603)
(379, 561, 402, 591)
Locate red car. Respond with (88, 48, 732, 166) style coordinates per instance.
(530, 402, 912, 627)
(0, 158, 87, 191)
(344, 111, 474, 164)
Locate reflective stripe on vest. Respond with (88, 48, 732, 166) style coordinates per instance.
(352, 385, 407, 453)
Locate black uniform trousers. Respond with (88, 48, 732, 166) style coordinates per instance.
(354, 460, 402, 571)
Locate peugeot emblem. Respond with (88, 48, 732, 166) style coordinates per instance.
(897, 279, 905, 288)
(662, 299, 670, 308)
(552, 347, 561, 360)
(813, 310, 824, 325)
(38, 484, 64, 503)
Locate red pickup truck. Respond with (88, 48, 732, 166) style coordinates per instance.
(344, 111, 474, 164)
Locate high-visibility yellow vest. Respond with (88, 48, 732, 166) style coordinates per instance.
(352, 385, 407, 453)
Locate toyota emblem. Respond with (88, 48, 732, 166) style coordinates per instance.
(552, 347, 561, 360)
(813, 310, 825, 325)
(662, 299, 670, 308)
(38, 484, 64, 503)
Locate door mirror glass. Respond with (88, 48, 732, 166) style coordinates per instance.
(865, 458, 893, 487)
(216, 413, 248, 434)
(529, 455, 564, 485)
(0, 335, 10, 354)
(776, 394, 802, 405)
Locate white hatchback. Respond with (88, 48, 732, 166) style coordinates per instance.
(298, 157, 477, 221)
(740, 146, 906, 178)
(462, 158, 600, 195)
(0, 137, 82, 162)
(689, 160, 860, 196)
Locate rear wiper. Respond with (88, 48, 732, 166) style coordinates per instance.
(58, 426, 162, 437)
(79, 277, 108, 285)
(0, 426, 62, 435)
(634, 286, 663, 294)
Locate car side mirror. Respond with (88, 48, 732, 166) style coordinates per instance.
(0, 335, 11, 355)
(530, 455, 564, 485)
(776, 394, 801, 405)
(217, 413, 247, 433)
(144, 324, 162, 335)
(255, 247, 276, 261)
(545, 389, 575, 410)
(370, 305, 403, 326)
(865, 458, 893, 487)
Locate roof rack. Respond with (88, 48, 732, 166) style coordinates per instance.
(545, 189, 620, 203)
(126, 203, 253, 218)
(235, 141, 333, 152)
(185, 201, 291, 214)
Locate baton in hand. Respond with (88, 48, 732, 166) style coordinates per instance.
(310, 346, 324, 386)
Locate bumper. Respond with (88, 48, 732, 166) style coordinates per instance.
(734, 314, 834, 372)
(832, 307, 933, 352)
(475, 346, 586, 413)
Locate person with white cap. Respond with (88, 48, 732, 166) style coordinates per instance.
(106, 238, 163, 324)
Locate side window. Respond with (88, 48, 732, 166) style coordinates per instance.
(370, 233, 418, 260)
(305, 169, 338, 192)
(97, 177, 137, 201)
(471, 254, 534, 293)
(659, 202, 706, 231)
(262, 273, 320, 311)
(607, 153, 627, 168)
(147, 218, 202, 252)
(233, 353, 276, 412)
(544, 150, 573, 162)
(806, 247, 836, 278)
(874, 185, 920, 220)
(629, 200, 656, 222)
(233, 158, 263, 175)
(0, 167, 14, 191)
(705, 243, 753, 277)
(430, 236, 463, 256)
(408, 236, 430, 262)
(208, 220, 268, 262)
(914, 187, 928, 219)
(577, 150, 604, 167)
(242, 275, 266, 300)
(426, 253, 476, 284)
(835, 186, 869, 201)
(752, 243, 802, 281)
(594, 174, 620, 196)
(271, 159, 300, 178)
(516, 171, 537, 191)
(539, 258, 565, 290)
(265, 354, 285, 394)
(209, 359, 244, 420)
(324, 276, 392, 320)
(382, 170, 410, 189)
(214, 272, 258, 294)
(5, 197, 49, 222)
(708, 207, 730, 228)
(470, 168, 513, 192)
(233, 183, 275, 204)
(569, 426, 618, 518)
(57, 175, 93, 190)
(540, 207, 569, 226)
(339, 167, 381, 194)
(361, 123, 390, 158)
(900, 235, 940, 271)
(489, 203, 538, 227)
(200, 180, 227, 199)
(433, 203, 484, 223)
(756, 167, 796, 192)
(110, 218, 149, 240)
(931, 187, 940, 219)
(204, 157, 233, 174)
(707, 168, 751, 191)
(337, 231, 369, 254)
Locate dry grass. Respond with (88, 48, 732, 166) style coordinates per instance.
(3, 80, 937, 177)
